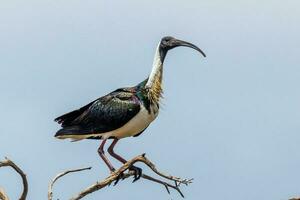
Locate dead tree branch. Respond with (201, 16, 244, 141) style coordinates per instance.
(48, 167, 91, 200)
(1, 155, 299, 200)
(50, 154, 192, 200)
(0, 157, 28, 200)
(0, 187, 9, 200)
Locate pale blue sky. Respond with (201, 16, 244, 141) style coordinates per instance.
(1, 0, 300, 199)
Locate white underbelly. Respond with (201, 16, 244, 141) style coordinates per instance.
(103, 105, 158, 139)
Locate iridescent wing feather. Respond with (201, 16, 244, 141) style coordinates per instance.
(54, 88, 141, 137)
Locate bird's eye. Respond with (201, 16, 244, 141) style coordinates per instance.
(163, 38, 171, 45)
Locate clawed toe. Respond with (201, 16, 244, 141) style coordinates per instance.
(129, 165, 142, 182)
(113, 171, 125, 186)
(110, 165, 142, 186)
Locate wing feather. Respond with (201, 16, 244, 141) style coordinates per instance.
(55, 89, 141, 137)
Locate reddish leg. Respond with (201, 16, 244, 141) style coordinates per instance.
(97, 139, 115, 172)
(108, 139, 127, 164)
(108, 138, 142, 182)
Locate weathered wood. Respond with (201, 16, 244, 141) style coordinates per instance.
(0, 158, 28, 200)
(50, 154, 192, 200)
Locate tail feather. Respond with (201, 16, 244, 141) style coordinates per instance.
(55, 126, 91, 137)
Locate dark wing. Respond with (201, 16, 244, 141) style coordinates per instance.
(55, 88, 141, 137)
(54, 101, 96, 127)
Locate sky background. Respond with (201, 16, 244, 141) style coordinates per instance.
(0, 0, 300, 199)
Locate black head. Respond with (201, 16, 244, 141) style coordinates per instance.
(159, 36, 206, 59)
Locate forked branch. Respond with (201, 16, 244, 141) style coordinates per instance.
(1, 156, 299, 200)
(50, 154, 192, 200)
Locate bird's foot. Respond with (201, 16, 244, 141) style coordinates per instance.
(129, 165, 142, 182)
(111, 169, 126, 186)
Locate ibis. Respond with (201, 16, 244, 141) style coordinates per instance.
(54, 36, 206, 181)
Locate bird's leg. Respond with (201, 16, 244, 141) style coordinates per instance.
(97, 139, 115, 172)
(108, 138, 142, 183)
(107, 139, 126, 163)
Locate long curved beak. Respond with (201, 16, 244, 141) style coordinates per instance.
(173, 39, 206, 57)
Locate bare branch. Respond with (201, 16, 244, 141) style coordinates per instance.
(0, 187, 9, 200)
(0, 157, 28, 200)
(0, 155, 191, 199)
(66, 154, 192, 200)
(137, 154, 193, 186)
(48, 167, 91, 200)
(141, 174, 185, 198)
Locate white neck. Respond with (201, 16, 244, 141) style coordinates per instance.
(145, 42, 163, 88)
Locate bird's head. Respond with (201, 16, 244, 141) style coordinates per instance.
(159, 36, 206, 59)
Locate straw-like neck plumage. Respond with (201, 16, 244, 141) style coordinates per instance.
(144, 42, 166, 105)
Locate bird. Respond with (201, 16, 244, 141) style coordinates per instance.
(54, 36, 206, 181)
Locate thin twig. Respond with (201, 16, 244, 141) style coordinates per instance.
(141, 174, 185, 198)
(48, 167, 91, 200)
(67, 154, 192, 200)
(136, 155, 193, 186)
(0, 157, 28, 200)
(0, 187, 9, 200)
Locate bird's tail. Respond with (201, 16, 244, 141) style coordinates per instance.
(55, 126, 92, 139)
